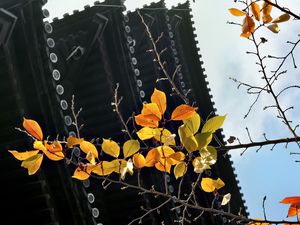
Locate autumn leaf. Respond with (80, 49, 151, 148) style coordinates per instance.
(123, 140, 140, 158)
(145, 148, 160, 167)
(228, 8, 246, 17)
(72, 166, 90, 180)
(21, 153, 43, 175)
(9, 150, 39, 161)
(141, 103, 162, 121)
(201, 115, 226, 133)
(86, 151, 96, 165)
(133, 153, 146, 169)
(174, 162, 187, 179)
(80, 140, 99, 158)
(154, 128, 176, 146)
(221, 193, 231, 206)
(135, 114, 158, 128)
(280, 196, 300, 217)
(200, 146, 217, 166)
(93, 161, 116, 176)
(251, 2, 261, 21)
(250, 218, 269, 225)
(151, 88, 166, 115)
(168, 152, 185, 165)
(195, 132, 212, 150)
(201, 177, 225, 193)
(45, 140, 63, 152)
(155, 159, 172, 173)
(178, 125, 198, 152)
(171, 104, 196, 121)
(272, 13, 290, 23)
(34, 141, 64, 161)
(193, 156, 211, 173)
(262, 1, 273, 24)
(23, 118, 43, 140)
(241, 15, 255, 38)
(183, 112, 201, 135)
(267, 23, 280, 33)
(67, 136, 84, 148)
(101, 139, 120, 158)
(136, 127, 158, 140)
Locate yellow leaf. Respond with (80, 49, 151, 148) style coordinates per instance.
(267, 23, 280, 33)
(133, 153, 146, 169)
(201, 177, 225, 192)
(151, 88, 166, 115)
(154, 128, 176, 146)
(67, 136, 84, 148)
(136, 127, 158, 140)
(201, 115, 226, 133)
(72, 167, 90, 180)
(228, 8, 246, 16)
(272, 13, 290, 23)
(193, 156, 210, 173)
(101, 139, 120, 158)
(123, 140, 140, 158)
(34, 141, 64, 161)
(214, 178, 225, 189)
(157, 146, 175, 158)
(145, 148, 160, 167)
(221, 193, 231, 206)
(241, 15, 255, 38)
(135, 114, 158, 128)
(93, 161, 116, 176)
(86, 151, 96, 165)
(45, 140, 63, 152)
(178, 125, 198, 152)
(200, 146, 217, 166)
(110, 159, 127, 174)
(80, 141, 99, 159)
(21, 153, 43, 175)
(183, 112, 201, 135)
(9, 150, 39, 161)
(251, 2, 261, 21)
(23, 118, 43, 140)
(141, 103, 162, 121)
(262, 1, 273, 24)
(195, 132, 212, 150)
(174, 162, 187, 179)
(171, 104, 196, 121)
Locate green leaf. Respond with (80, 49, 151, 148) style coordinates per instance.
(201, 115, 226, 133)
(178, 125, 198, 152)
(174, 162, 187, 179)
(123, 140, 140, 158)
(183, 112, 201, 135)
(195, 132, 212, 150)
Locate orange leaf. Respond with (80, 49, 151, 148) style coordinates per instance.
(280, 196, 300, 204)
(21, 153, 43, 175)
(145, 148, 160, 167)
(262, 1, 273, 24)
(251, 1, 261, 21)
(171, 104, 196, 121)
(34, 141, 64, 161)
(45, 140, 63, 152)
(151, 88, 167, 115)
(135, 114, 158, 128)
(155, 159, 171, 173)
(241, 15, 255, 38)
(228, 8, 246, 16)
(80, 141, 99, 158)
(168, 152, 185, 165)
(133, 153, 146, 169)
(141, 103, 162, 121)
(157, 146, 175, 158)
(67, 136, 84, 148)
(23, 118, 43, 140)
(72, 167, 90, 180)
(9, 150, 39, 161)
(287, 203, 300, 217)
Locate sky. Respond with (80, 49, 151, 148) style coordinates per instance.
(44, 0, 300, 221)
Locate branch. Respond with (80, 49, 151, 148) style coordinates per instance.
(263, 0, 300, 20)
